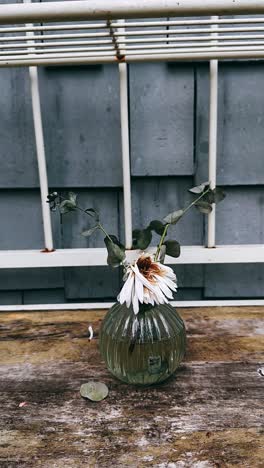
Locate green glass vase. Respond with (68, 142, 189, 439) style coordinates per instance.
(99, 302, 186, 386)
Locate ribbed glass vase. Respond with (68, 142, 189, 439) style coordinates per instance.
(99, 302, 186, 386)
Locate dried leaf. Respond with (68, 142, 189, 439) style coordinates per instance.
(104, 235, 125, 267)
(202, 187, 226, 205)
(163, 209, 183, 225)
(195, 200, 212, 214)
(163, 240, 181, 258)
(85, 208, 100, 222)
(80, 382, 109, 402)
(68, 192, 77, 204)
(212, 187, 226, 204)
(82, 226, 99, 237)
(59, 200, 76, 214)
(148, 220, 166, 235)
(132, 228, 152, 250)
(189, 181, 209, 194)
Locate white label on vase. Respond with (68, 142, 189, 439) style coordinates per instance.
(148, 356, 162, 374)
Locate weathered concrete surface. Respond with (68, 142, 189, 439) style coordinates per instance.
(0, 307, 263, 467)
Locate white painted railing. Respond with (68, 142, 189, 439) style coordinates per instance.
(0, 0, 263, 308)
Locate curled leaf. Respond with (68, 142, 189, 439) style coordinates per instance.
(85, 208, 100, 222)
(148, 220, 166, 235)
(195, 200, 212, 214)
(82, 225, 99, 237)
(163, 209, 183, 225)
(104, 235, 125, 267)
(163, 240, 181, 258)
(68, 192, 77, 204)
(132, 228, 152, 250)
(80, 382, 108, 402)
(189, 181, 209, 194)
(59, 199, 77, 214)
(211, 187, 226, 204)
(202, 187, 226, 205)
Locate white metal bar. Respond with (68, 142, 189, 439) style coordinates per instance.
(113, 17, 264, 27)
(121, 34, 264, 44)
(25, 0, 53, 252)
(0, 40, 112, 50)
(4, 35, 264, 50)
(29, 69, 53, 251)
(0, 0, 264, 24)
(113, 26, 264, 36)
(0, 23, 107, 33)
(4, 25, 264, 45)
(121, 40, 264, 49)
(3, 17, 264, 35)
(0, 47, 115, 56)
(0, 245, 263, 268)
(207, 16, 218, 248)
(4, 49, 264, 66)
(1, 299, 264, 311)
(4, 34, 264, 52)
(119, 20, 132, 249)
(0, 32, 110, 42)
(0, 50, 257, 66)
(5, 39, 264, 56)
(3, 44, 264, 63)
(0, 50, 116, 60)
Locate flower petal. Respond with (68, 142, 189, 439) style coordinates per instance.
(135, 271, 144, 304)
(132, 288, 139, 314)
(154, 275, 174, 299)
(131, 264, 157, 294)
(118, 271, 134, 308)
(161, 274, 177, 291)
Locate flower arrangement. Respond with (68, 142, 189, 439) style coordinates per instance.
(47, 182, 225, 314)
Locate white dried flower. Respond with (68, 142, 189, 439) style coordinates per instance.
(118, 253, 177, 314)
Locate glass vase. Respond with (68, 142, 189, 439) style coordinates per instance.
(99, 302, 186, 386)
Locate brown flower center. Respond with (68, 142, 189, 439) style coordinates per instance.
(137, 256, 162, 283)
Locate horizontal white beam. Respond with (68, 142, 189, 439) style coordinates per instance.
(2, 17, 264, 35)
(5, 44, 264, 60)
(2, 49, 264, 67)
(0, 245, 263, 268)
(3, 34, 264, 51)
(0, 0, 264, 25)
(1, 299, 264, 312)
(5, 25, 264, 42)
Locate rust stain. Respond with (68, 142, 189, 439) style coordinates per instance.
(116, 54, 126, 62)
(40, 248, 55, 253)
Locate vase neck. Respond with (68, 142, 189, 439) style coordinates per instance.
(138, 303, 153, 314)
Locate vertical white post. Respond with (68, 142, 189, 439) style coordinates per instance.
(118, 21, 132, 249)
(24, 0, 53, 251)
(207, 16, 218, 248)
(29, 67, 54, 251)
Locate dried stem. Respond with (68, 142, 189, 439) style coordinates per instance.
(154, 187, 211, 262)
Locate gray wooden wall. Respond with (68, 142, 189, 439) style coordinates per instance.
(0, 4, 263, 304)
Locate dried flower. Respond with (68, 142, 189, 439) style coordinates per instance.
(118, 253, 177, 314)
